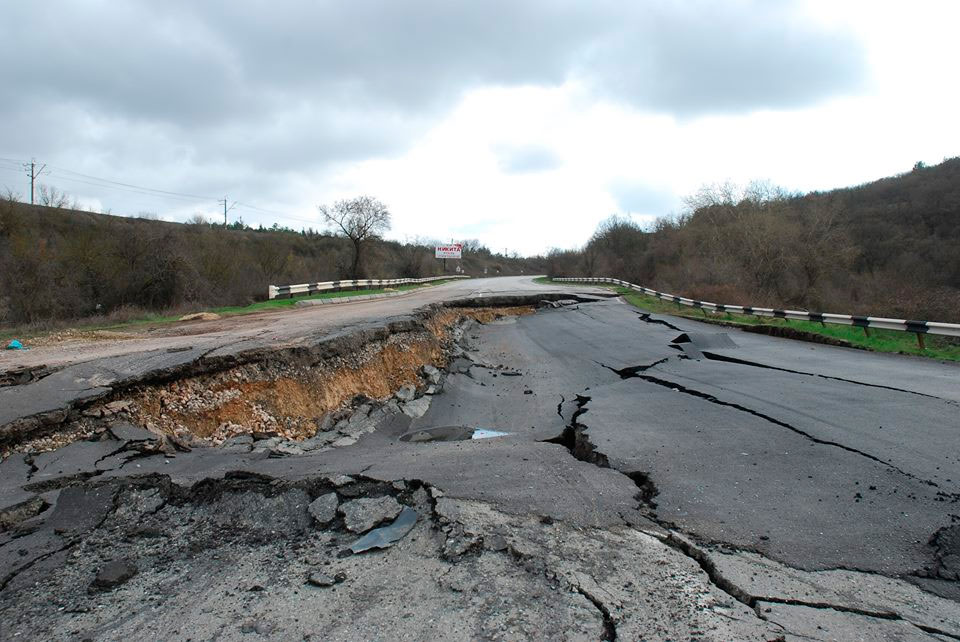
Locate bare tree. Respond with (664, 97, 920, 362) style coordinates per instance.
(36, 184, 76, 209)
(461, 238, 487, 254)
(319, 196, 391, 279)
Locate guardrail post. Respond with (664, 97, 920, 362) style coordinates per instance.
(916, 333, 926, 350)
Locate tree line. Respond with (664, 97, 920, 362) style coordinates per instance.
(547, 158, 960, 322)
(0, 195, 542, 327)
(4, 157, 957, 327)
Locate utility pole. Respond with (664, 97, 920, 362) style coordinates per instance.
(218, 196, 237, 225)
(22, 158, 47, 205)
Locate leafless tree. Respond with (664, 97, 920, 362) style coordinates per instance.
(319, 196, 391, 279)
(36, 184, 76, 209)
(461, 238, 487, 254)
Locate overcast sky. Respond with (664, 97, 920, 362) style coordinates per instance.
(2, 1, 958, 255)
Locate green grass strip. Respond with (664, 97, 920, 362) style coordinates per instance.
(539, 278, 960, 362)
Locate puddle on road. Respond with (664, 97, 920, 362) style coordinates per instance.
(471, 428, 510, 439)
(399, 426, 511, 443)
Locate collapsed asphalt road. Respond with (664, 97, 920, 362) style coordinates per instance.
(1, 280, 959, 640)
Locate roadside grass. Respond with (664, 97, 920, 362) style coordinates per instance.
(0, 279, 459, 344)
(538, 278, 960, 362)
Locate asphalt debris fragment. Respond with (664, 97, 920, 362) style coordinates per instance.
(90, 560, 137, 592)
(307, 571, 347, 587)
(308, 493, 339, 526)
(349, 506, 419, 554)
(339, 496, 403, 533)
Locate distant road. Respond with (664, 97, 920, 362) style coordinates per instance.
(0, 276, 576, 374)
(0, 276, 605, 430)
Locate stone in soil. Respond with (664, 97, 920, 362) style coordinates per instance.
(272, 441, 304, 456)
(221, 434, 253, 446)
(307, 571, 346, 587)
(401, 397, 431, 418)
(422, 365, 442, 384)
(300, 433, 336, 451)
(308, 493, 339, 526)
(328, 475, 354, 487)
(339, 496, 403, 533)
(90, 560, 137, 591)
(108, 423, 159, 442)
(394, 385, 416, 402)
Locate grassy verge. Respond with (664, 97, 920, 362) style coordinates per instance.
(1, 279, 459, 343)
(539, 278, 960, 362)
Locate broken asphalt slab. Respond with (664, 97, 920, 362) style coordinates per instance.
(0, 474, 781, 641)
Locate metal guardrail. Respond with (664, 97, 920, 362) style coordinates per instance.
(268, 275, 469, 300)
(555, 277, 960, 348)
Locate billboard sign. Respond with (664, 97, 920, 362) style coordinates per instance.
(435, 243, 462, 259)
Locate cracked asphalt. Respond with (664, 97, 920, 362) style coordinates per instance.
(1, 277, 959, 641)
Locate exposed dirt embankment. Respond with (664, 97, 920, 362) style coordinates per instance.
(124, 306, 532, 444)
(130, 328, 446, 442)
(2, 304, 535, 455)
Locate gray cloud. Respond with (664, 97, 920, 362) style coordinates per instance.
(0, 1, 866, 223)
(579, 3, 866, 114)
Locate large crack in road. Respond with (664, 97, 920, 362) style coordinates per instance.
(635, 370, 942, 489)
(596, 351, 957, 496)
(699, 350, 956, 404)
(541, 390, 960, 639)
(1, 291, 958, 640)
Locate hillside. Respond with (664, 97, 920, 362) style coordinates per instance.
(0, 201, 544, 326)
(547, 158, 960, 321)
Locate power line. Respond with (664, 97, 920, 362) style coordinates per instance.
(235, 201, 286, 216)
(0, 154, 327, 228)
(23, 159, 48, 205)
(47, 172, 213, 205)
(46, 165, 218, 201)
(218, 196, 238, 225)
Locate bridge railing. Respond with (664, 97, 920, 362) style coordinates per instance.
(554, 276, 960, 347)
(268, 275, 469, 300)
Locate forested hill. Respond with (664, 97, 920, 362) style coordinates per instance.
(547, 157, 960, 321)
(822, 158, 960, 280)
(0, 201, 544, 326)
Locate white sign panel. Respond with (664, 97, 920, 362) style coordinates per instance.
(435, 244, 462, 259)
